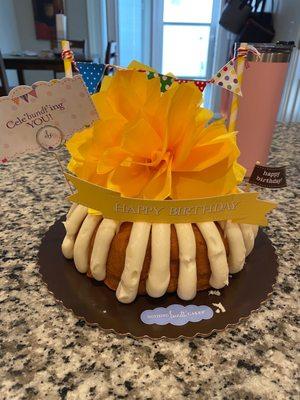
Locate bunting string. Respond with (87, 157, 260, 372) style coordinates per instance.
(64, 45, 260, 96)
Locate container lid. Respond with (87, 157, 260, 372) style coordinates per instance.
(234, 42, 295, 63)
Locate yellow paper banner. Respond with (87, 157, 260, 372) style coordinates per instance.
(65, 173, 277, 226)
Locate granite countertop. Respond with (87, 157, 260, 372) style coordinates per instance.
(1, 123, 299, 400)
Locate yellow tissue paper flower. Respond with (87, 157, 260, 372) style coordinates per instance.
(66, 64, 245, 199)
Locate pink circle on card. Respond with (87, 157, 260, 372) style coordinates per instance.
(3, 143, 9, 149)
(46, 91, 52, 96)
(11, 105, 18, 111)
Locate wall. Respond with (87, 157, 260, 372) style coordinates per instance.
(13, 0, 52, 83)
(0, 0, 21, 86)
(65, 0, 89, 51)
(273, 0, 300, 122)
(86, 0, 107, 61)
(273, 0, 300, 42)
(11, 0, 89, 84)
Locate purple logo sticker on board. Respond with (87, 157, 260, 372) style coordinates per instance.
(140, 304, 214, 326)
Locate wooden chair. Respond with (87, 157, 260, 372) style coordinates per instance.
(0, 50, 9, 96)
(104, 41, 118, 75)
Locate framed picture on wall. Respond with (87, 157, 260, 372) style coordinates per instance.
(32, 0, 64, 40)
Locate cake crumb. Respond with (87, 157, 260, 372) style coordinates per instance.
(216, 309, 220, 313)
(212, 302, 226, 313)
(209, 290, 221, 296)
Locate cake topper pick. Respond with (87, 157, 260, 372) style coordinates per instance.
(35, 124, 73, 193)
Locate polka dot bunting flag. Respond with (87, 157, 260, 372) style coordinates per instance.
(76, 59, 240, 96)
(76, 62, 105, 94)
(175, 78, 207, 92)
(210, 60, 242, 96)
(145, 71, 174, 92)
(145, 71, 207, 93)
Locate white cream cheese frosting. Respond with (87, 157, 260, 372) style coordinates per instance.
(239, 223, 255, 256)
(90, 219, 119, 281)
(73, 214, 101, 273)
(61, 235, 75, 259)
(175, 224, 197, 301)
(62, 205, 259, 303)
(66, 202, 78, 219)
(223, 221, 246, 273)
(116, 222, 151, 303)
(196, 222, 229, 289)
(61, 205, 88, 259)
(146, 223, 171, 298)
(251, 224, 259, 238)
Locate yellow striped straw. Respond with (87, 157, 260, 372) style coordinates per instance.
(228, 42, 248, 132)
(61, 40, 73, 78)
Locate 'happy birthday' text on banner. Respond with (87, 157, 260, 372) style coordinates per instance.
(66, 173, 277, 226)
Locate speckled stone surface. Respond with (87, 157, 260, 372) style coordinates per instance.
(1, 123, 299, 400)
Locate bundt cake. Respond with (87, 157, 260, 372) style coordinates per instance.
(62, 204, 258, 303)
(61, 63, 262, 304)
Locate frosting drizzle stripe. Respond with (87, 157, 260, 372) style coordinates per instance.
(90, 219, 119, 281)
(146, 223, 171, 298)
(62, 205, 88, 259)
(239, 223, 255, 256)
(116, 222, 151, 303)
(175, 223, 197, 301)
(223, 221, 246, 273)
(73, 214, 101, 273)
(197, 222, 229, 289)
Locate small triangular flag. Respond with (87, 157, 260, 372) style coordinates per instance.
(145, 71, 174, 92)
(193, 80, 207, 92)
(175, 78, 207, 92)
(159, 74, 174, 92)
(29, 89, 37, 98)
(210, 60, 242, 96)
(77, 62, 106, 94)
(20, 93, 29, 103)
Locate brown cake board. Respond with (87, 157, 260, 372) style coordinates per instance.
(38, 218, 278, 339)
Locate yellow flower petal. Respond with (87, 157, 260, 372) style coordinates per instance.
(174, 132, 240, 171)
(141, 156, 172, 199)
(196, 119, 228, 145)
(122, 118, 162, 159)
(66, 125, 94, 162)
(172, 158, 243, 199)
(93, 118, 127, 150)
(128, 60, 156, 72)
(167, 83, 202, 147)
(97, 146, 129, 174)
(92, 91, 124, 120)
(67, 63, 246, 200)
(107, 164, 151, 198)
(174, 140, 239, 172)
